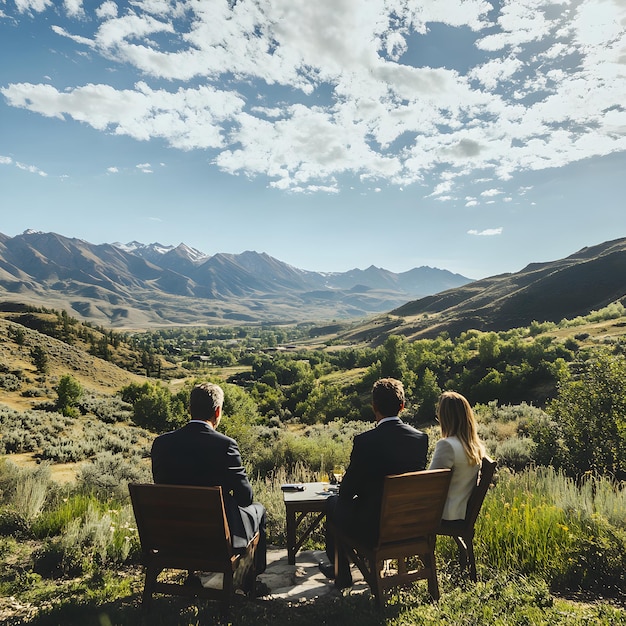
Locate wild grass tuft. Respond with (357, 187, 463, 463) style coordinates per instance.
(476, 467, 626, 594)
(252, 462, 322, 548)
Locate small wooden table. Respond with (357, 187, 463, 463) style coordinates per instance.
(283, 482, 336, 565)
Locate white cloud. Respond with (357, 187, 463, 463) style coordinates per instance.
(0, 154, 47, 176)
(469, 56, 524, 90)
(95, 1, 117, 20)
(468, 227, 503, 236)
(51, 25, 94, 46)
(13, 0, 52, 13)
(15, 161, 47, 176)
(136, 162, 153, 173)
(63, 0, 83, 17)
(481, 188, 502, 197)
(107, 166, 119, 173)
(2, 0, 626, 197)
(1, 81, 245, 150)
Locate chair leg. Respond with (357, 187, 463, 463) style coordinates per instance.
(397, 557, 407, 576)
(372, 561, 386, 608)
(141, 564, 160, 614)
(217, 570, 234, 620)
(219, 598, 230, 621)
(453, 536, 469, 572)
(465, 536, 477, 582)
(422, 552, 440, 601)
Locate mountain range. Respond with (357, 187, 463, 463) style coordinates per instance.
(339, 236, 626, 343)
(0, 231, 470, 326)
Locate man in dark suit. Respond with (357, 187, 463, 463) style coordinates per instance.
(151, 382, 267, 579)
(320, 377, 428, 588)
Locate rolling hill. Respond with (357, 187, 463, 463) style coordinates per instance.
(337, 237, 626, 343)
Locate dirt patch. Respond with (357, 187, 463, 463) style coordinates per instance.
(6, 452, 77, 484)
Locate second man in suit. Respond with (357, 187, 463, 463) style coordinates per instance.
(320, 377, 429, 588)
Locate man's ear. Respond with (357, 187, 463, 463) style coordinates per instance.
(215, 406, 222, 419)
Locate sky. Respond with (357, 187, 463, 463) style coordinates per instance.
(1, 0, 625, 280)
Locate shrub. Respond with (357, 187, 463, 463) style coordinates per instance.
(247, 420, 367, 477)
(32, 539, 75, 577)
(79, 394, 133, 423)
(547, 352, 626, 479)
(518, 411, 568, 468)
(0, 373, 22, 391)
(0, 508, 31, 538)
(31, 492, 102, 538)
(494, 436, 535, 471)
(21, 387, 47, 398)
(76, 452, 151, 500)
(40, 440, 96, 463)
(55, 374, 83, 417)
(14, 470, 50, 520)
(555, 515, 626, 594)
(32, 503, 139, 577)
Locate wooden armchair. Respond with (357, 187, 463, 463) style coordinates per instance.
(128, 483, 259, 619)
(331, 468, 452, 607)
(436, 456, 497, 581)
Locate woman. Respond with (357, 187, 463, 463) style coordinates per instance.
(429, 391, 485, 521)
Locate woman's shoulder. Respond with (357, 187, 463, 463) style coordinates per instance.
(435, 436, 460, 449)
(436, 436, 467, 458)
(434, 436, 452, 447)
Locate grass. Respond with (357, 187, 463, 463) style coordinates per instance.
(4, 571, 624, 625)
(1, 460, 625, 624)
(472, 467, 626, 595)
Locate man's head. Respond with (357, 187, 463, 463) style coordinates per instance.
(372, 378, 405, 420)
(189, 382, 224, 425)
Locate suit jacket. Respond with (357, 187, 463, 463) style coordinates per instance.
(337, 418, 428, 543)
(429, 436, 480, 520)
(151, 421, 254, 548)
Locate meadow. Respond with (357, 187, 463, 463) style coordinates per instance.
(1, 402, 624, 625)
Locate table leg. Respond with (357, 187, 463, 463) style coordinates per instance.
(286, 507, 297, 565)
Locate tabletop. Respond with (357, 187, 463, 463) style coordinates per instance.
(282, 482, 338, 504)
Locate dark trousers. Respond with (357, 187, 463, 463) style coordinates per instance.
(239, 502, 267, 574)
(324, 495, 354, 585)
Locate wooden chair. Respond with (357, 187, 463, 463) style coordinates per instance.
(331, 468, 452, 607)
(436, 456, 497, 581)
(128, 483, 259, 619)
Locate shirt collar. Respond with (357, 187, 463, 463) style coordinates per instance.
(188, 419, 214, 429)
(376, 416, 401, 426)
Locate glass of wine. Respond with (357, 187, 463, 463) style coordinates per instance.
(331, 465, 345, 484)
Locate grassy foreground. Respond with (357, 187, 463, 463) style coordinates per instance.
(1, 460, 625, 625)
(2, 569, 624, 625)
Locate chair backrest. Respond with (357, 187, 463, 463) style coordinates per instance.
(128, 483, 233, 563)
(464, 456, 497, 527)
(378, 469, 452, 545)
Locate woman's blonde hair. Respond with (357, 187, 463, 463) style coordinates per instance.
(436, 391, 484, 465)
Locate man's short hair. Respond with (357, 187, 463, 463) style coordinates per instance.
(372, 378, 405, 417)
(189, 382, 224, 421)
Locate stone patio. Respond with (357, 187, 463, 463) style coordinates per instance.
(256, 547, 370, 602)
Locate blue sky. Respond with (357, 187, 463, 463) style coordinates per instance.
(1, 0, 625, 279)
